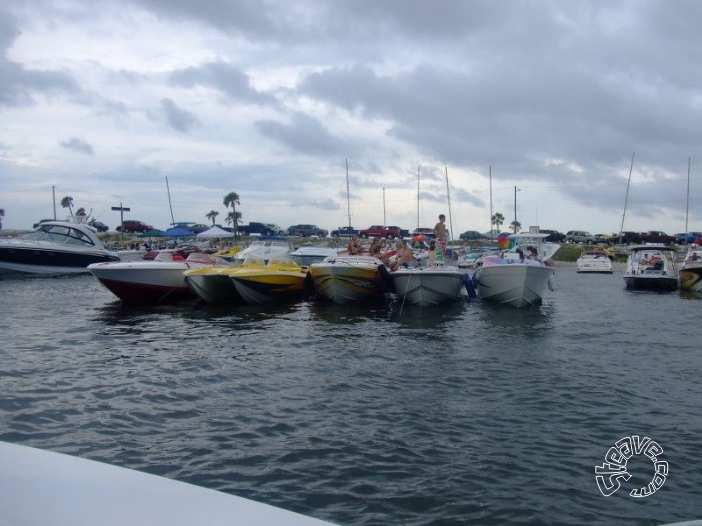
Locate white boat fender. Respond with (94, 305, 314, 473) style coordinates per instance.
(548, 273, 556, 291)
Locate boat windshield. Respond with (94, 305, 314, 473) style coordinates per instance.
(267, 256, 301, 269)
(23, 224, 96, 247)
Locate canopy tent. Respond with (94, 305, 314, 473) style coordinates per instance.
(196, 226, 234, 239)
(163, 227, 195, 237)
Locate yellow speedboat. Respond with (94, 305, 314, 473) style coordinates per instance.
(228, 257, 311, 304)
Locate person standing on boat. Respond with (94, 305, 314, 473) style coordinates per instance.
(433, 214, 448, 252)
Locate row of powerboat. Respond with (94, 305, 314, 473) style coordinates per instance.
(576, 243, 702, 293)
(0, 223, 566, 308)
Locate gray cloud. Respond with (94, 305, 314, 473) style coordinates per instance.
(60, 137, 95, 155)
(160, 98, 199, 132)
(169, 61, 277, 106)
(255, 112, 349, 157)
(0, 8, 80, 108)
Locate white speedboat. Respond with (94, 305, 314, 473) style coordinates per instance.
(679, 246, 702, 292)
(88, 252, 230, 303)
(0, 221, 120, 275)
(390, 263, 466, 307)
(576, 250, 613, 273)
(309, 255, 388, 304)
(234, 236, 293, 265)
(0, 441, 336, 526)
(472, 233, 560, 308)
(289, 244, 339, 267)
(623, 245, 679, 291)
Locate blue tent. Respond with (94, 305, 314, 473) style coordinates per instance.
(163, 227, 195, 237)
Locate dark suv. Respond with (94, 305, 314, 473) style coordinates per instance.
(539, 229, 566, 243)
(239, 222, 286, 236)
(116, 220, 153, 233)
(287, 224, 328, 237)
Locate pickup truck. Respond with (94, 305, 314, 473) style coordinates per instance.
(358, 225, 402, 239)
(639, 231, 676, 245)
(330, 226, 359, 238)
(238, 222, 286, 236)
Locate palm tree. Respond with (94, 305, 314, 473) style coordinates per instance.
(75, 207, 87, 217)
(491, 212, 504, 233)
(0, 208, 4, 230)
(510, 220, 521, 234)
(223, 192, 240, 236)
(225, 211, 242, 230)
(206, 210, 219, 226)
(61, 196, 74, 216)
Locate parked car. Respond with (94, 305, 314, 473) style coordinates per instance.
(116, 220, 153, 233)
(358, 225, 402, 239)
(639, 231, 677, 245)
(565, 230, 597, 244)
(287, 224, 328, 237)
(539, 229, 566, 243)
(330, 226, 359, 238)
(615, 231, 642, 245)
(459, 230, 485, 241)
(88, 219, 109, 232)
(675, 232, 702, 244)
(386, 226, 410, 238)
(238, 222, 286, 236)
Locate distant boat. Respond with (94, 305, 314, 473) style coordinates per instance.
(622, 245, 679, 291)
(289, 244, 339, 267)
(679, 246, 702, 292)
(0, 221, 120, 276)
(576, 250, 613, 274)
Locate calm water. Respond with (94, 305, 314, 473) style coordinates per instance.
(1, 267, 701, 525)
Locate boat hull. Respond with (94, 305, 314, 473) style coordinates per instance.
(230, 268, 310, 304)
(623, 275, 679, 291)
(88, 261, 196, 302)
(184, 268, 244, 304)
(390, 266, 465, 307)
(475, 263, 554, 308)
(309, 256, 387, 304)
(0, 243, 120, 276)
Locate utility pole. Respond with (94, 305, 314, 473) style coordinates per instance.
(111, 202, 131, 235)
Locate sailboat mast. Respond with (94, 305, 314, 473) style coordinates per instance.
(346, 158, 351, 228)
(416, 165, 420, 230)
(445, 166, 454, 242)
(686, 157, 691, 236)
(489, 165, 493, 240)
(165, 176, 175, 225)
(618, 151, 635, 245)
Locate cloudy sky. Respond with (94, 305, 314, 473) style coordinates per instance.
(1, 0, 701, 236)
